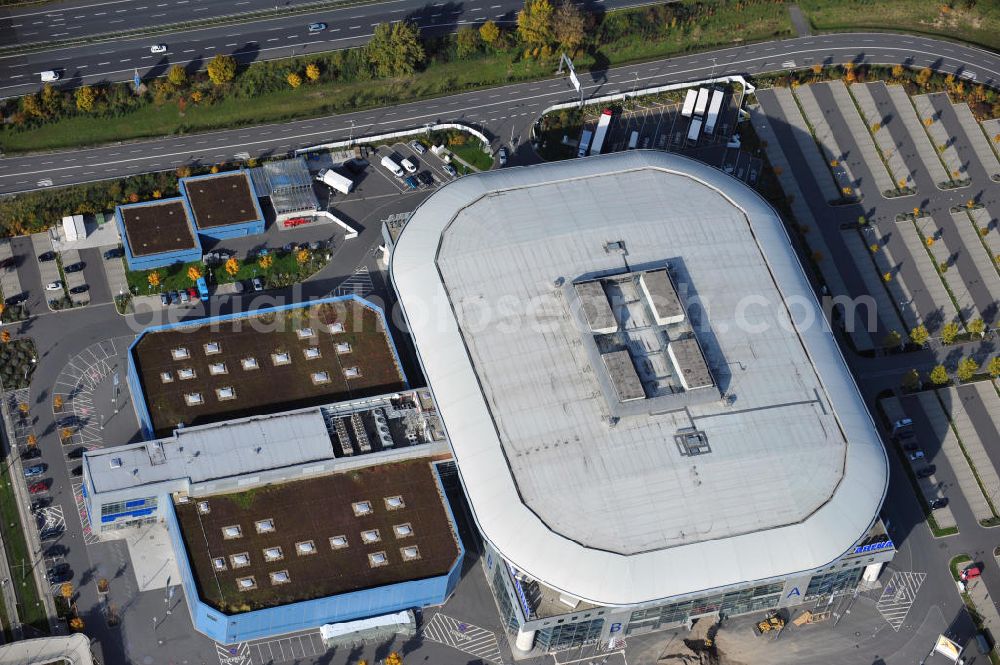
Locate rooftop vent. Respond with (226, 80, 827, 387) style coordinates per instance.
(110, 457, 123, 469)
(335, 342, 352, 355)
(329, 535, 348, 549)
(400, 545, 420, 561)
(384, 496, 405, 510)
(197, 501, 210, 514)
(269, 570, 290, 585)
(160, 372, 173, 384)
(222, 525, 242, 539)
(230, 552, 251, 568)
(311, 371, 331, 385)
(171, 347, 190, 360)
(177, 368, 196, 380)
(368, 551, 388, 568)
(296, 540, 316, 556)
(237, 576, 257, 591)
(216, 386, 236, 401)
(212, 557, 226, 571)
(675, 429, 711, 457)
(393, 523, 413, 538)
(204, 342, 221, 355)
(295, 328, 315, 340)
(254, 518, 275, 534)
(303, 347, 321, 360)
(241, 357, 259, 370)
(352, 501, 372, 516)
(343, 367, 361, 379)
(361, 529, 381, 544)
(271, 351, 291, 366)
(326, 322, 344, 334)
(263, 546, 283, 562)
(208, 362, 228, 376)
(184, 392, 204, 406)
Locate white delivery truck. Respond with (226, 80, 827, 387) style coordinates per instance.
(381, 155, 404, 177)
(704, 89, 725, 135)
(577, 129, 593, 158)
(316, 169, 354, 194)
(687, 117, 703, 143)
(681, 89, 697, 118)
(694, 88, 710, 116)
(589, 109, 614, 156)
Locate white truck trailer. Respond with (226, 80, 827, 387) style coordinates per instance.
(316, 168, 354, 194)
(381, 155, 404, 177)
(686, 117, 703, 143)
(589, 108, 614, 156)
(694, 88, 710, 116)
(704, 89, 725, 135)
(681, 89, 697, 118)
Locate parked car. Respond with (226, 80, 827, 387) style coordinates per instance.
(37, 251, 56, 262)
(251, 277, 263, 292)
(916, 466, 935, 479)
(0, 257, 13, 269)
(21, 448, 41, 460)
(5, 293, 27, 306)
(929, 497, 949, 510)
(71, 465, 83, 477)
(187, 287, 198, 301)
(103, 247, 123, 260)
(40, 526, 63, 541)
(404, 176, 419, 190)
(28, 481, 49, 494)
(908, 450, 925, 461)
(44, 544, 68, 558)
(417, 171, 434, 186)
(47, 564, 71, 584)
(159, 293, 169, 306)
(903, 441, 920, 452)
(498, 147, 508, 166)
(63, 262, 84, 273)
(409, 141, 426, 154)
(30, 498, 50, 512)
(44, 281, 62, 291)
(69, 285, 89, 295)
(150, 43, 168, 53)
(344, 158, 366, 175)
(307, 22, 327, 32)
(179, 289, 190, 304)
(168, 290, 179, 304)
(892, 418, 913, 434)
(67, 447, 87, 459)
(401, 157, 417, 174)
(443, 164, 458, 178)
(961, 565, 982, 581)
(23, 464, 46, 478)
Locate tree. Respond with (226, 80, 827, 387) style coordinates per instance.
(207, 54, 237, 85)
(956, 357, 979, 382)
(17, 402, 27, 414)
(0, 303, 4, 318)
(68, 617, 84, 632)
(20, 93, 42, 118)
(305, 62, 321, 81)
(384, 653, 403, 665)
(147, 271, 161, 289)
(258, 254, 273, 271)
(517, 0, 554, 47)
(225, 257, 240, 276)
(929, 364, 950, 386)
(882, 272, 892, 283)
(60, 583, 73, 600)
(0, 330, 10, 344)
(367, 22, 425, 78)
(53, 395, 63, 411)
(916, 67, 932, 86)
(989, 356, 1000, 378)
(287, 72, 302, 88)
(75, 85, 96, 112)
(891, 64, 904, 78)
(456, 27, 481, 58)
(552, 0, 585, 52)
(40, 84, 62, 116)
(902, 369, 921, 392)
(869, 243, 879, 253)
(909, 324, 929, 347)
(941, 321, 960, 345)
(296, 248, 311, 266)
(811, 63, 823, 75)
(479, 20, 502, 49)
(26, 434, 37, 447)
(167, 65, 187, 87)
(968, 318, 985, 337)
(60, 427, 73, 441)
(883, 330, 902, 348)
(187, 265, 202, 283)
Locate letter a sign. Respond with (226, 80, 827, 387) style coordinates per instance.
(786, 587, 801, 599)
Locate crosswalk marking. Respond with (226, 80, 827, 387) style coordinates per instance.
(876, 571, 925, 631)
(215, 642, 252, 665)
(334, 266, 374, 298)
(422, 612, 504, 664)
(71, 481, 99, 545)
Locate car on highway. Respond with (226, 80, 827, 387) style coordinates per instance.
(251, 277, 264, 292)
(409, 141, 426, 155)
(23, 464, 46, 478)
(47, 564, 71, 584)
(103, 247, 123, 260)
(69, 285, 89, 295)
(45, 281, 62, 291)
(28, 481, 49, 494)
(916, 466, 935, 479)
(150, 44, 168, 54)
(63, 262, 84, 273)
(908, 450, 925, 461)
(498, 147, 508, 166)
(930, 497, 949, 510)
(37, 251, 56, 262)
(443, 164, 458, 178)
(404, 176, 419, 190)
(40, 70, 60, 82)
(307, 22, 327, 32)
(21, 448, 41, 461)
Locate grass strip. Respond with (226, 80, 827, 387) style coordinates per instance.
(0, 458, 49, 635)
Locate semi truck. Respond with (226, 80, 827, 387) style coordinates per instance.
(381, 155, 404, 177)
(577, 129, 593, 158)
(704, 89, 725, 135)
(694, 88, 710, 116)
(686, 117, 703, 143)
(316, 168, 354, 194)
(589, 108, 614, 156)
(681, 89, 697, 118)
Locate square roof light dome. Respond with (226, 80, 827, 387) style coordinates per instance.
(361, 529, 381, 543)
(330, 535, 349, 549)
(368, 551, 388, 567)
(296, 540, 317, 555)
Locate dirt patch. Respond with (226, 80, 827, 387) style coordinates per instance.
(184, 172, 260, 229)
(120, 199, 198, 256)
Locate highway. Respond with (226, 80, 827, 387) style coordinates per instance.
(1, 32, 998, 195)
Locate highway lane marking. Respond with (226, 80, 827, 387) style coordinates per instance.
(7, 0, 142, 20)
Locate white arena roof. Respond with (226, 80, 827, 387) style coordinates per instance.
(390, 151, 888, 606)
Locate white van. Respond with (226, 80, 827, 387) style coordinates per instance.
(380, 155, 404, 178)
(40, 70, 60, 82)
(400, 157, 417, 174)
(627, 131, 639, 150)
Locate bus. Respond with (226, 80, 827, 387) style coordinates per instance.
(589, 109, 614, 156)
(694, 88, 710, 116)
(704, 89, 726, 135)
(681, 89, 697, 118)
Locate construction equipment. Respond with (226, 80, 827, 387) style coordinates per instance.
(753, 610, 785, 636)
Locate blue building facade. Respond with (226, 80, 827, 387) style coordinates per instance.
(115, 197, 203, 271)
(127, 294, 408, 441)
(163, 462, 464, 644)
(180, 171, 266, 241)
